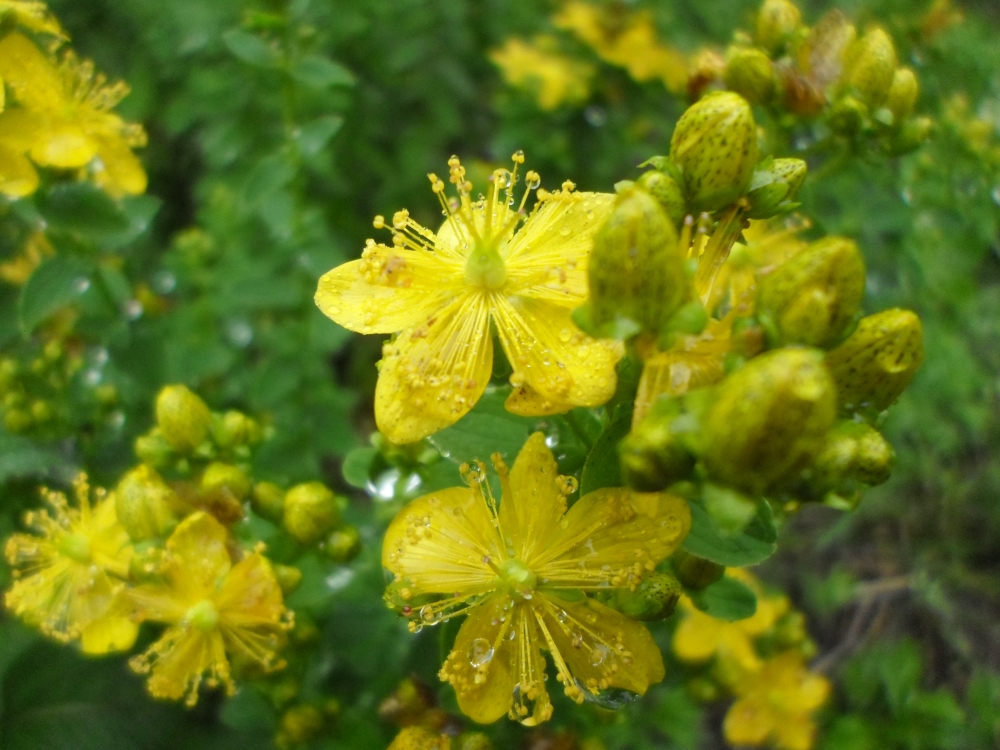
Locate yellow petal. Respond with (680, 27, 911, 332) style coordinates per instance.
(0, 142, 38, 197)
(504, 190, 616, 304)
(533, 488, 689, 588)
(536, 596, 665, 699)
(509, 604, 553, 725)
(772, 715, 818, 750)
(80, 612, 139, 654)
(504, 385, 575, 416)
(493, 296, 621, 408)
(724, 696, 775, 746)
(30, 119, 98, 168)
(375, 292, 493, 443)
(216, 553, 285, 627)
(382, 487, 500, 596)
(0, 32, 65, 113)
(440, 594, 516, 725)
(499, 432, 567, 563)
(672, 610, 724, 662)
(315, 243, 462, 335)
(133, 627, 232, 706)
(92, 135, 147, 196)
(164, 512, 232, 602)
(0, 107, 47, 153)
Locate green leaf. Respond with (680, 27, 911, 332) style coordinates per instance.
(296, 115, 345, 156)
(682, 496, 777, 566)
(0, 433, 61, 482)
(242, 153, 296, 208)
(428, 387, 536, 465)
(18, 254, 94, 333)
(342, 446, 378, 489)
(688, 575, 758, 621)
(580, 414, 630, 494)
(37, 183, 132, 241)
(222, 29, 279, 67)
(291, 54, 355, 89)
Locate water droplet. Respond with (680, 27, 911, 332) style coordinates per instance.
(589, 644, 609, 666)
(992, 185, 1000, 206)
(558, 329, 572, 343)
(72, 277, 90, 294)
(151, 270, 176, 293)
(494, 169, 512, 189)
(468, 637, 494, 667)
(122, 299, 143, 320)
(584, 105, 607, 127)
(419, 605, 435, 622)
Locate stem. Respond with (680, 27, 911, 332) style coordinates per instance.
(693, 204, 746, 306)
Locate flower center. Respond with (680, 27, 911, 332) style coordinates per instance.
(499, 557, 537, 595)
(58, 533, 92, 564)
(185, 599, 220, 632)
(464, 239, 507, 291)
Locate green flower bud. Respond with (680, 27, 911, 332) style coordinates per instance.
(273, 564, 304, 595)
(756, 0, 803, 54)
(635, 168, 687, 227)
(252, 481, 286, 522)
(323, 525, 362, 563)
(703, 348, 837, 494)
(804, 420, 895, 498)
(885, 67, 918, 123)
(757, 236, 866, 348)
(584, 184, 687, 339)
(94, 384, 118, 405)
(211, 410, 254, 448)
(135, 428, 174, 470)
(455, 733, 494, 750)
(115, 465, 178, 542)
(155, 384, 212, 453)
(887, 116, 933, 155)
(200, 462, 251, 502)
(672, 549, 725, 590)
(828, 95, 869, 136)
(854, 426, 894, 486)
(825, 308, 924, 416)
(30, 400, 53, 422)
(600, 571, 682, 621)
(277, 705, 325, 748)
(841, 28, 898, 108)
(619, 397, 699, 492)
(3, 409, 32, 434)
(0, 358, 19, 389)
(283, 482, 339, 545)
(723, 47, 775, 104)
(746, 158, 807, 219)
(43, 340, 63, 362)
(669, 91, 759, 213)
(4, 391, 26, 410)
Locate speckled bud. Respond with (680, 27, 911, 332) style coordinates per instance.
(841, 28, 898, 108)
(115, 465, 177, 542)
(723, 47, 775, 104)
(619, 397, 698, 492)
(273, 564, 304, 595)
(757, 236, 866, 348)
(135, 428, 174, 470)
(636, 168, 687, 227)
(672, 549, 725, 589)
(211, 410, 255, 448)
(155, 384, 211, 453)
(387, 727, 451, 750)
(885, 67, 918, 122)
(756, 0, 803, 54)
(601, 571, 682, 621)
(251, 481, 286, 522)
(283, 482, 340, 545)
(454, 733, 493, 750)
(746, 157, 807, 219)
(323, 525, 362, 563)
(586, 184, 687, 338)
(201, 462, 251, 501)
(825, 308, 924, 415)
(669, 91, 759, 213)
(703, 348, 837, 494)
(828, 95, 868, 136)
(801, 420, 895, 499)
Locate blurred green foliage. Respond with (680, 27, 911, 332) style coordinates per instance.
(1, 0, 999, 748)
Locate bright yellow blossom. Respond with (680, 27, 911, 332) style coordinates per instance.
(490, 35, 594, 111)
(0, 1, 65, 38)
(127, 512, 293, 706)
(672, 570, 789, 673)
(383, 432, 691, 724)
(4, 473, 138, 654)
(723, 651, 831, 750)
(0, 32, 147, 198)
(315, 154, 622, 444)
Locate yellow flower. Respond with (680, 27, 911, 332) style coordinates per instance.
(490, 36, 594, 111)
(671, 570, 789, 673)
(315, 154, 622, 444)
(382, 432, 691, 725)
(0, 1, 65, 38)
(0, 32, 147, 198)
(127, 512, 293, 706)
(3, 473, 138, 654)
(723, 651, 831, 750)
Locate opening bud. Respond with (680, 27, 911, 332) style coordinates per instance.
(669, 91, 759, 213)
(840, 27, 898, 108)
(115, 465, 178, 542)
(757, 236, 866, 348)
(723, 46, 776, 105)
(756, 0, 803, 55)
(283, 482, 340, 545)
(155, 384, 212, 454)
(824, 308, 924, 416)
(703, 348, 837, 494)
(746, 157, 808, 219)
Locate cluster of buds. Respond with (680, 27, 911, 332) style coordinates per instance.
(0, 340, 119, 440)
(695, 0, 931, 155)
(379, 678, 493, 750)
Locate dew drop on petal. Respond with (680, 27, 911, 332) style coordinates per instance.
(468, 637, 494, 667)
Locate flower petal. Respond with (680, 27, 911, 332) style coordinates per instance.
(672, 609, 724, 663)
(375, 292, 493, 443)
(315, 243, 462, 335)
(164, 512, 232, 602)
(499, 432, 568, 564)
(440, 594, 516, 725)
(92, 135, 147, 197)
(382, 487, 501, 597)
(771, 715, 818, 750)
(216, 554, 286, 627)
(0, 107, 47, 153)
(0, 33, 65, 113)
(724, 696, 775, 747)
(536, 595, 665, 699)
(493, 295, 621, 408)
(131, 628, 232, 706)
(0, 142, 38, 197)
(534, 488, 690, 589)
(504, 385, 574, 416)
(30, 119, 98, 168)
(80, 611, 139, 655)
